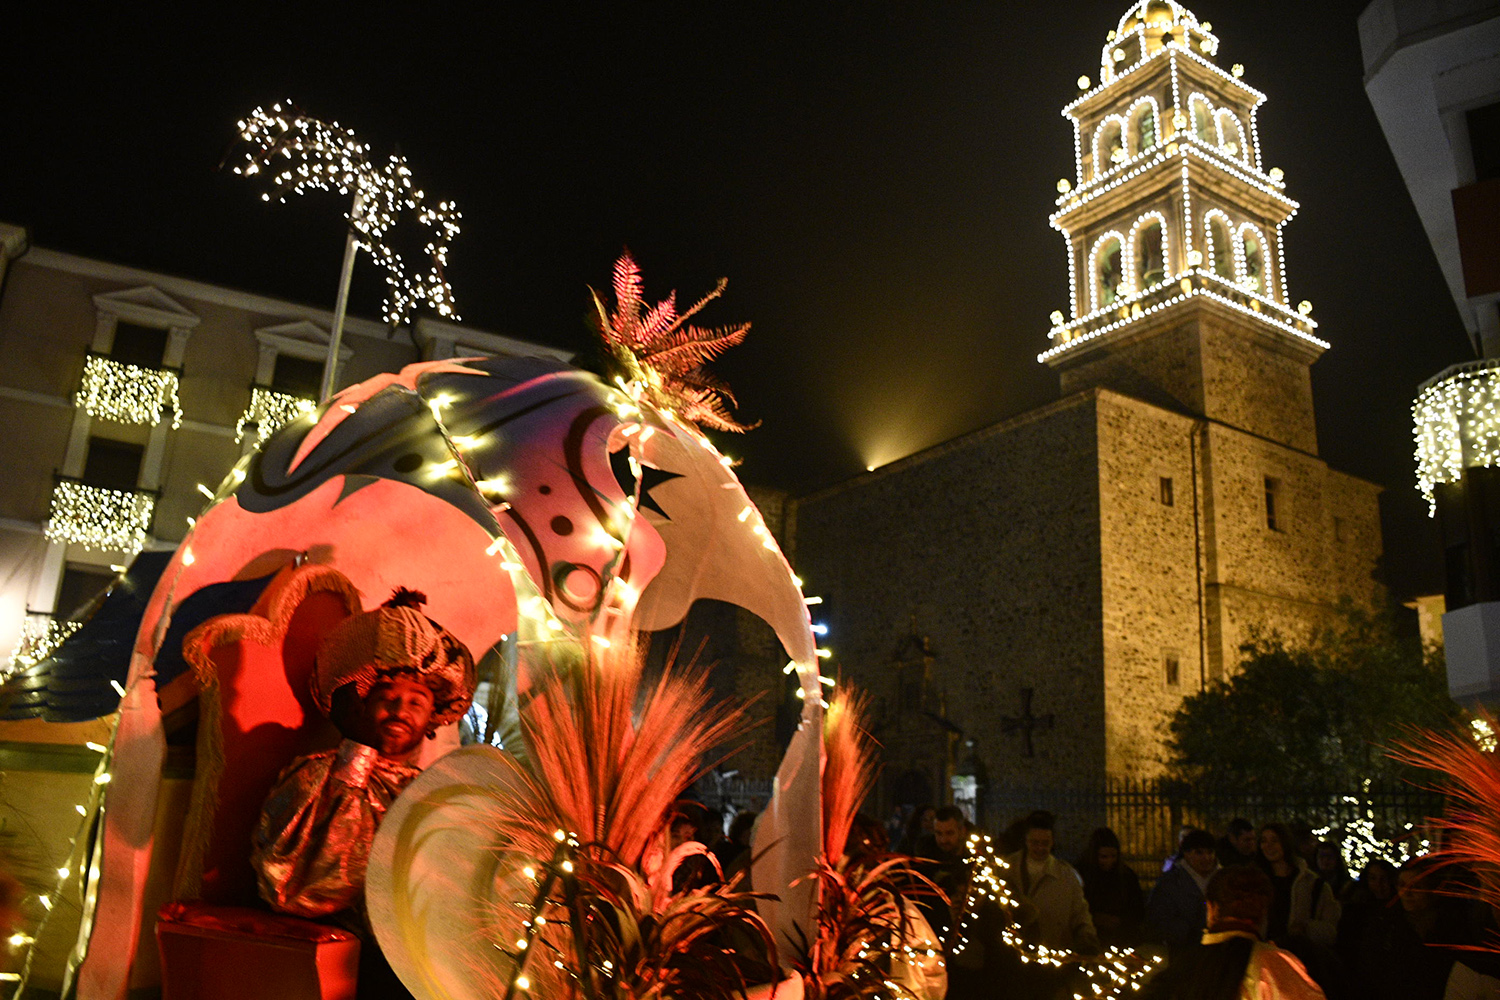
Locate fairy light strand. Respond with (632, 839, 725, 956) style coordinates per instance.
(235, 386, 318, 444)
(1413, 360, 1500, 514)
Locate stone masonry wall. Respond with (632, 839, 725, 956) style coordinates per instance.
(790, 393, 1110, 812)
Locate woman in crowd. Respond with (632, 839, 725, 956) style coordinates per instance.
(1076, 827, 1145, 948)
(1258, 822, 1341, 951)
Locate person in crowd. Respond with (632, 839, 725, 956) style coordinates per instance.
(1292, 827, 1321, 870)
(1256, 823, 1340, 951)
(1162, 825, 1195, 873)
(712, 809, 756, 882)
(1313, 839, 1351, 899)
(1335, 857, 1396, 970)
(1352, 860, 1457, 1000)
(1076, 827, 1144, 947)
(1218, 818, 1259, 868)
(1146, 827, 1219, 954)
(917, 805, 971, 941)
(899, 804, 937, 857)
(1139, 864, 1326, 999)
(1002, 810, 1101, 954)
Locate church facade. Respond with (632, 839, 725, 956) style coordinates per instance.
(788, 3, 1384, 820)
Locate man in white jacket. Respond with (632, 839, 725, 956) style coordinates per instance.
(1001, 810, 1101, 954)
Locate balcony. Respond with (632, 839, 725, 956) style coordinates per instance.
(75, 353, 182, 429)
(43, 478, 156, 554)
(235, 385, 318, 445)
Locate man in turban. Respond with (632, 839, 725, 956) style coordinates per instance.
(252, 588, 476, 921)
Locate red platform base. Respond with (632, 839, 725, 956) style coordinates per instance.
(157, 902, 360, 1000)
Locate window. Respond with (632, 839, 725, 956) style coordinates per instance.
(1333, 516, 1345, 543)
(1164, 652, 1181, 687)
(1215, 110, 1247, 160)
(109, 322, 168, 369)
(1133, 103, 1158, 153)
(56, 564, 116, 621)
(1242, 229, 1266, 293)
(1097, 236, 1124, 307)
(1191, 95, 1215, 144)
(1264, 476, 1281, 531)
(1096, 120, 1124, 174)
(82, 437, 144, 492)
(1206, 214, 1234, 279)
(1468, 102, 1500, 182)
(1160, 476, 1174, 506)
(270, 353, 324, 398)
(1137, 218, 1165, 288)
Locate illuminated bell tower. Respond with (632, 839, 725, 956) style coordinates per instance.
(1042, 1, 1328, 454)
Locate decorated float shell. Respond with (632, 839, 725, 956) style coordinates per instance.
(79, 353, 823, 997)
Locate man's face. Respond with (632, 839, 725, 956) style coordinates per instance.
(364, 675, 436, 761)
(1025, 828, 1054, 864)
(1233, 829, 1256, 856)
(1186, 846, 1217, 877)
(933, 817, 966, 855)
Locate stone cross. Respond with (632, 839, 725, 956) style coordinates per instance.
(1000, 687, 1054, 757)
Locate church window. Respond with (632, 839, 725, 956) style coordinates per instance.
(1264, 476, 1282, 531)
(1130, 100, 1159, 153)
(1135, 216, 1166, 289)
(1190, 95, 1215, 144)
(1215, 109, 1247, 160)
(1095, 118, 1125, 175)
(1205, 213, 1234, 279)
(1164, 651, 1181, 687)
(1160, 476, 1174, 506)
(1095, 235, 1124, 308)
(1333, 516, 1346, 543)
(1240, 225, 1267, 293)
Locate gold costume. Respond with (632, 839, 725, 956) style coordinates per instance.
(251, 739, 421, 919)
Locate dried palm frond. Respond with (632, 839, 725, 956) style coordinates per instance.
(1389, 712, 1500, 927)
(591, 251, 758, 433)
(822, 689, 878, 863)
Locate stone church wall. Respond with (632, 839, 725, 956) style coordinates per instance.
(791, 392, 1112, 815)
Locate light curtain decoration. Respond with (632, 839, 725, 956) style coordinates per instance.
(235, 387, 318, 444)
(44, 481, 155, 553)
(1413, 359, 1500, 514)
(76, 355, 182, 429)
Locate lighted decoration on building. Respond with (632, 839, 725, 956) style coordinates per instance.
(231, 101, 462, 326)
(1043, 1, 1323, 363)
(234, 386, 318, 444)
(43, 481, 155, 554)
(75, 354, 182, 429)
(5, 616, 82, 679)
(1412, 360, 1500, 515)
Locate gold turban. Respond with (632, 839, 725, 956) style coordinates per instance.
(310, 588, 477, 728)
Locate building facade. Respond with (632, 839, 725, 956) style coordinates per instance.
(0, 222, 569, 675)
(790, 2, 1385, 823)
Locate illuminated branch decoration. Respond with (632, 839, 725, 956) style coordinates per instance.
(230, 101, 462, 326)
(75, 355, 182, 429)
(952, 834, 1163, 999)
(44, 481, 155, 554)
(235, 386, 318, 444)
(592, 252, 757, 433)
(1312, 780, 1432, 872)
(1413, 360, 1500, 515)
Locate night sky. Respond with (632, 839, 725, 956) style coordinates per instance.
(3, 2, 1477, 599)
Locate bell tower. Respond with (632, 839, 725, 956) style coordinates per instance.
(1043, 1, 1328, 454)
